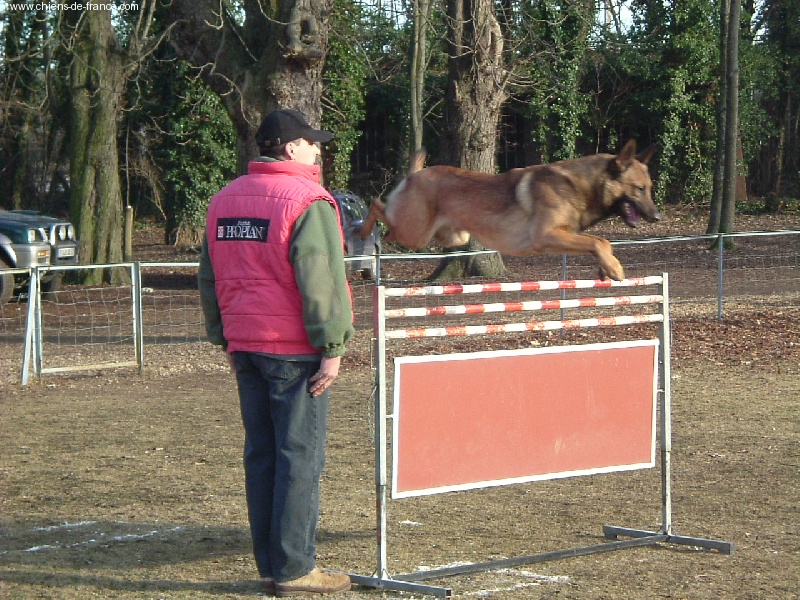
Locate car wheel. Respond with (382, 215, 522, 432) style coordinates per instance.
(41, 272, 63, 298)
(0, 258, 14, 303)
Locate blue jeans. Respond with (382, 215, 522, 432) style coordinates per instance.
(232, 352, 329, 582)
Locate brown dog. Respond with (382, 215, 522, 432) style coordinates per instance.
(359, 140, 660, 281)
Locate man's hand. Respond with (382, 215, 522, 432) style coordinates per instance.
(309, 356, 341, 397)
(224, 349, 235, 373)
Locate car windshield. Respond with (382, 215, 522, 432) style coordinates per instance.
(344, 204, 362, 221)
(333, 193, 368, 222)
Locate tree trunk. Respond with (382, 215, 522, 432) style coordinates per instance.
(770, 92, 791, 205)
(410, 0, 433, 152)
(66, 8, 126, 282)
(1, 8, 47, 211)
(167, 0, 332, 174)
(720, 0, 741, 238)
(442, 0, 505, 171)
(431, 0, 508, 280)
(707, 0, 730, 235)
(427, 238, 503, 280)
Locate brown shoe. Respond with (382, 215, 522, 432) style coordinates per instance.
(261, 577, 276, 595)
(275, 567, 351, 597)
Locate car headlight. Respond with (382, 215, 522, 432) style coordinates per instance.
(68, 224, 75, 240)
(58, 225, 67, 240)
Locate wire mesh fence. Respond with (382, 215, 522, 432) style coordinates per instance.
(0, 230, 797, 387)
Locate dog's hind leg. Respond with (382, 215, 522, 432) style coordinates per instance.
(358, 152, 425, 241)
(359, 199, 387, 239)
(434, 226, 471, 247)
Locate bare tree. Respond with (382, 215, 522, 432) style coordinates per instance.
(0, 8, 48, 211)
(60, 4, 162, 277)
(429, 0, 509, 280)
(708, 0, 730, 235)
(166, 0, 333, 174)
(410, 0, 434, 153)
(720, 0, 742, 236)
(708, 0, 741, 237)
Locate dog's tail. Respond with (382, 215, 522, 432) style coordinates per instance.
(358, 149, 427, 239)
(409, 148, 426, 174)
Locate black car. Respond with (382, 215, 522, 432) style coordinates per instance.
(0, 209, 80, 302)
(332, 190, 381, 279)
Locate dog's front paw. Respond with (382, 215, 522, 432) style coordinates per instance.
(598, 261, 625, 282)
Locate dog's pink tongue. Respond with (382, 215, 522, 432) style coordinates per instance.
(625, 202, 640, 226)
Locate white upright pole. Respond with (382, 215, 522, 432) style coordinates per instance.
(132, 262, 144, 373)
(659, 272, 673, 534)
(21, 269, 39, 385)
(374, 285, 390, 578)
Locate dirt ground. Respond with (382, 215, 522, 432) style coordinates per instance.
(1, 211, 799, 599)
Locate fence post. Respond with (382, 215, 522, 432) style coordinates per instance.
(33, 268, 43, 379)
(21, 269, 38, 385)
(717, 233, 725, 320)
(133, 262, 144, 373)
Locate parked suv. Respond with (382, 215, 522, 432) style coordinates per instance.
(332, 190, 381, 279)
(0, 209, 80, 302)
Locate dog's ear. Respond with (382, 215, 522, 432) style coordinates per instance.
(636, 143, 659, 165)
(609, 140, 637, 174)
(617, 140, 637, 166)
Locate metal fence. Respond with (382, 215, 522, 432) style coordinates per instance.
(1, 230, 797, 387)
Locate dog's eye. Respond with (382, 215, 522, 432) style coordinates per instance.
(636, 185, 645, 194)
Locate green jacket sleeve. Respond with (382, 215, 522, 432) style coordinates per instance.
(198, 233, 227, 349)
(291, 200, 354, 358)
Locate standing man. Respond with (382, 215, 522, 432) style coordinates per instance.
(199, 109, 354, 597)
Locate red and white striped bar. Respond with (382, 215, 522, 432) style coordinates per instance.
(384, 313, 664, 339)
(384, 275, 663, 297)
(385, 294, 663, 319)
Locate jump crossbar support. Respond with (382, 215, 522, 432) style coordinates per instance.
(351, 273, 734, 597)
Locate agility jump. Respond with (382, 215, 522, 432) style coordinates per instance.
(350, 273, 734, 598)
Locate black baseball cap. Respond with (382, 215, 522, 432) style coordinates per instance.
(255, 109, 334, 148)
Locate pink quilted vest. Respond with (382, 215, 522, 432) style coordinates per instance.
(206, 160, 342, 355)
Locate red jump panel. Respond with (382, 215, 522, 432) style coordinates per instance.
(392, 341, 659, 498)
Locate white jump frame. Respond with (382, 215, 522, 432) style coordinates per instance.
(349, 272, 734, 598)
